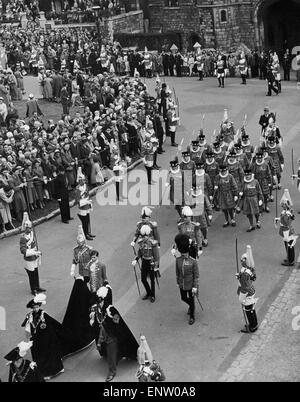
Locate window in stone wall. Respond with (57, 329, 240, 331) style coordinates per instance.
(165, 0, 179, 7)
(220, 9, 228, 23)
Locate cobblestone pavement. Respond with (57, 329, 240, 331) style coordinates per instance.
(219, 267, 300, 382)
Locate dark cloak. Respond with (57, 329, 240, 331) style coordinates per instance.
(21, 311, 65, 378)
(7, 360, 45, 383)
(62, 278, 95, 356)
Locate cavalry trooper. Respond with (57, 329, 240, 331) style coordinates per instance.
(177, 206, 203, 258)
(174, 233, 200, 325)
(236, 245, 258, 333)
(132, 225, 160, 303)
(220, 109, 235, 145)
(131, 206, 160, 247)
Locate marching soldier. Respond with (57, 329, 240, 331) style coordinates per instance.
(131, 206, 160, 247)
(20, 213, 45, 295)
(236, 245, 258, 333)
(195, 48, 204, 81)
(4, 341, 45, 382)
(234, 142, 250, 171)
(214, 165, 238, 227)
(264, 117, 282, 146)
(174, 233, 199, 325)
(177, 206, 203, 258)
(227, 149, 245, 193)
(180, 150, 196, 172)
(194, 161, 213, 198)
(197, 132, 212, 163)
(266, 135, 284, 189)
(204, 150, 219, 190)
(132, 225, 160, 303)
(75, 167, 95, 240)
(240, 132, 254, 163)
(70, 225, 94, 281)
(239, 169, 264, 232)
(166, 103, 179, 147)
(275, 190, 297, 266)
(212, 141, 226, 166)
(261, 144, 276, 202)
(142, 136, 155, 185)
(188, 139, 202, 165)
(252, 150, 272, 213)
(165, 159, 184, 217)
(188, 185, 213, 247)
(112, 146, 127, 202)
(180, 150, 195, 207)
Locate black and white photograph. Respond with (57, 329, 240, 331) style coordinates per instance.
(0, 0, 300, 389)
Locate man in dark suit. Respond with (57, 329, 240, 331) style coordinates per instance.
(53, 165, 73, 224)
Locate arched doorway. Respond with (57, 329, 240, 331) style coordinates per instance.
(256, 0, 300, 53)
(188, 32, 201, 51)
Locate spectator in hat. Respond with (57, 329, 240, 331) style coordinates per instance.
(53, 164, 73, 224)
(0, 96, 8, 126)
(26, 94, 43, 118)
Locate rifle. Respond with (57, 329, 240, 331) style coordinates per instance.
(131, 246, 141, 297)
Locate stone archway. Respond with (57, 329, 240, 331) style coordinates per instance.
(254, 0, 300, 53)
(188, 32, 202, 51)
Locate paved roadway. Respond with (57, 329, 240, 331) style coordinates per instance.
(0, 75, 300, 382)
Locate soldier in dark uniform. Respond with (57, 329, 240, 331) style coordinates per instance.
(236, 245, 258, 333)
(227, 149, 244, 194)
(132, 225, 160, 303)
(259, 106, 276, 134)
(131, 206, 160, 247)
(266, 136, 284, 189)
(174, 233, 199, 325)
(197, 132, 212, 163)
(241, 132, 254, 163)
(177, 206, 203, 258)
(4, 340, 45, 382)
(166, 159, 184, 217)
(239, 169, 264, 232)
(204, 150, 219, 191)
(235, 142, 250, 171)
(214, 164, 238, 227)
(252, 150, 272, 213)
(212, 141, 226, 166)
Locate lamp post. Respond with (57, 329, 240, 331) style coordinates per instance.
(92, 6, 102, 50)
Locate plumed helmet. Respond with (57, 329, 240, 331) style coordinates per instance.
(141, 206, 152, 218)
(181, 206, 193, 217)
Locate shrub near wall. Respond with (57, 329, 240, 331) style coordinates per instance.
(114, 32, 182, 51)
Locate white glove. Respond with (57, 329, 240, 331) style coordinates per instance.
(209, 196, 213, 201)
(281, 164, 284, 171)
(70, 264, 76, 277)
(274, 217, 280, 224)
(239, 192, 243, 197)
(234, 196, 238, 202)
(192, 288, 198, 295)
(171, 248, 177, 256)
(130, 241, 135, 247)
(165, 182, 170, 187)
(208, 215, 212, 221)
(132, 260, 137, 266)
(214, 186, 218, 190)
(259, 200, 263, 206)
(198, 250, 203, 257)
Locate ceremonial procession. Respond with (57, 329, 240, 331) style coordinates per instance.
(0, 0, 300, 390)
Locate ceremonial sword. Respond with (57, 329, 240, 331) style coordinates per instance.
(131, 245, 141, 297)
